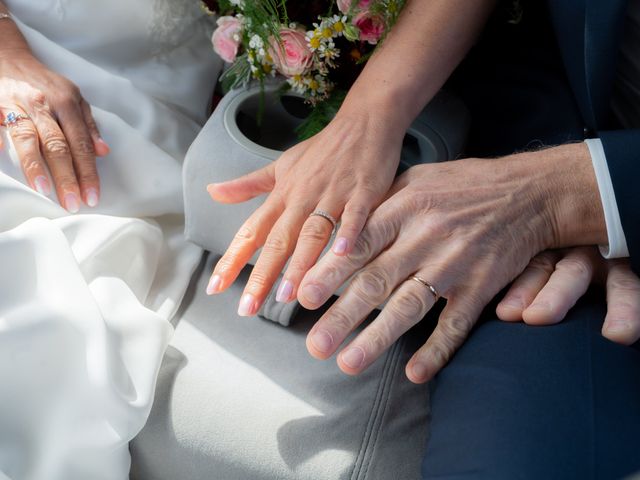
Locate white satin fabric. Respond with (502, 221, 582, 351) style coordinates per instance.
(0, 1, 221, 479)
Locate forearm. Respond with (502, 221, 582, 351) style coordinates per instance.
(339, 0, 497, 134)
(0, 2, 32, 59)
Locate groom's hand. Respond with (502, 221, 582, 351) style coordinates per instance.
(497, 247, 640, 345)
(297, 144, 608, 383)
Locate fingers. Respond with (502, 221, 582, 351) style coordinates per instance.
(407, 293, 484, 384)
(307, 242, 433, 360)
(496, 251, 559, 321)
(298, 203, 401, 310)
(207, 163, 276, 204)
(522, 247, 597, 325)
(331, 195, 372, 256)
(80, 100, 110, 157)
(602, 260, 640, 345)
(237, 206, 308, 316)
(207, 198, 284, 296)
(57, 101, 100, 207)
(275, 204, 340, 303)
(335, 274, 439, 375)
(1, 107, 52, 197)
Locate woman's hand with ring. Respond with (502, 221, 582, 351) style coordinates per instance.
(0, 49, 109, 211)
(206, 102, 405, 316)
(297, 143, 608, 383)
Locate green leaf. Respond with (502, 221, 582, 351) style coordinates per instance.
(294, 89, 347, 140)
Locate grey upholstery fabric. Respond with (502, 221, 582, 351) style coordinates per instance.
(130, 253, 431, 480)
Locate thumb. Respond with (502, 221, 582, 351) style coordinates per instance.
(207, 163, 275, 204)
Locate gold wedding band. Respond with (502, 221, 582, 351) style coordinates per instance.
(309, 209, 338, 236)
(410, 275, 440, 301)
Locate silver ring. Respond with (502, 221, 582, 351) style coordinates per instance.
(2, 112, 30, 127)
(410, 275, 440, 301)
(309, 209, 338, 235)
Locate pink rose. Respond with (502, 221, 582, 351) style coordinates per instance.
(268, 28, 314, 77)
(353, 11, 385, 45)
(337, 0, 372, 14)
(212, 16, 242, 63)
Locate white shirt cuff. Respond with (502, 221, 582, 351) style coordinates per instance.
(584, 138, 630, 258)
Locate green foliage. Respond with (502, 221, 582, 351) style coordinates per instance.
(219, 53, 252, 92)
(295, 89, 347, 140)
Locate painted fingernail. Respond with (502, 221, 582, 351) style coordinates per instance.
(275, 279, 294, 303)
(341, 346, 365, 369)
(310, 329, 333, 353)
(238, 293, 257, 316)
(604, 320, 630, 333)
(206, 275, 222, 295)
(64, 193, 80, 213)
(411, 362, 429, 381)
(34, 176, 51, 196)
(85, 188, 99, 208)
(301, 284, 324, 305)
(333, 237, 348, 255)
(96, 137, 110, 155)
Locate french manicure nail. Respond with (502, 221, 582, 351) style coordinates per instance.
(310, 329, 333, 353)
(302, 284, 324, 305)
(333, 237, 348, 255)
(64, 193, 80, 213)
(206, 275, 222, 295)
(34, 176, 51, 196)
(85, 188, 99, 208)
(238, 293, 256, 316)
(275, 279, 294, 303)
(96, 137, 110, 155)
(341, 346, 365, 369)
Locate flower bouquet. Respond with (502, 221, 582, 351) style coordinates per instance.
(204, 0, 406, 139)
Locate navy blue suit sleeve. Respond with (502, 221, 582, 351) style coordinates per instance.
(598, 129, 640, 275)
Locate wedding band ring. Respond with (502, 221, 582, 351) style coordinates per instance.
(309, 209, 338, 235)
(411, 275, 439, 301)
(2, 112, 30, 128)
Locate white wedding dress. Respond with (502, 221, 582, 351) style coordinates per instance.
(0, 1, 221, 479)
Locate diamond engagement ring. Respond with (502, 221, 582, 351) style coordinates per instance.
(410, 275, 440, 301)
(309, 209, 338, 235)
(2, 112, 30, 127)
(0, 13, 11, 21)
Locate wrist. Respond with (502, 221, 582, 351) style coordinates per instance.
(534, 143, 607, 248)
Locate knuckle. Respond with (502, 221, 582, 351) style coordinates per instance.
(609, 303, 640, 323)
(11, 124, 38, 144)
(365, 328, 392, 355)
(54, 174, 78, 190)
(528, 253, 557, 275)
(44, 136, 71, 156)
(326, 306, 356, 334)
(609, 275, 640, 292)
(234, 225, 258, 248)
(556, 257, 592, 278)
(392, 288, 428, 320)
(439, 315, 471, 346)
(351, 266, 392, 304)
(348, 232, 375, 264)
(264, 231, 291, 254)
(299, 219, 330, 243)
(22, 159, 42, 177)
(28, 89, 47, 106)
(428, 342, 452, 367)
(78, 172, 99, 186)
(72, 137, 96, 157)
(247, 270, 271, 290)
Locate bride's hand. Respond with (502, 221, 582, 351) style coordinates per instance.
(0, 48, 110, 211)
(206, 104, 404, 316)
